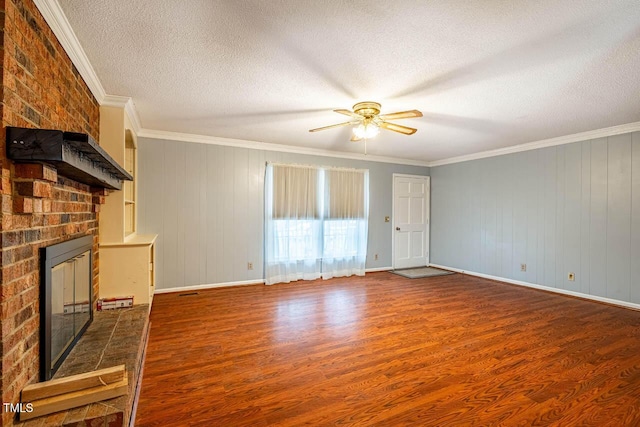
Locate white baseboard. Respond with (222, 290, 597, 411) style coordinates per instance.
(365, 266, 393, 273)
(429, 263, 640, 311)
(154, 268, 393, 294)
(154, 279, 264, 294)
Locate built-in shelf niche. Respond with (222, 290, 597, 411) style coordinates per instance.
(99, 104, 156, 308)
(124, 129, 136, 236)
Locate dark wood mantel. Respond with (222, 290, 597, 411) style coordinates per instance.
(6, 127, 133, 190)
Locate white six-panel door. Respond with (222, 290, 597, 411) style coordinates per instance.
(393, 174, 430, 269)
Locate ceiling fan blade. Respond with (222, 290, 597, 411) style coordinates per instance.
(380, 121, 418, 135)
(378, 110, 423, 120)
(309, 121, 357, 132)
(334, 109, 363, 119)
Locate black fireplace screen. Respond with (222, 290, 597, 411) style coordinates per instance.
(40, 235, 93, 381)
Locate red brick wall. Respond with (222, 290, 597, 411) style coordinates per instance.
(0, 0, 103, 424)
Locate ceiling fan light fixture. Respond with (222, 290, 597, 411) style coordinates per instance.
(353, 122, 380, 139)
(309, 101, 421, 140)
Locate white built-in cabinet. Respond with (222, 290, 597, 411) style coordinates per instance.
(99, 105, 157, 307)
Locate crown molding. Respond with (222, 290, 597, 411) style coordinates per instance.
(137, 129, 431, 167)
(34, 0, 106, 103)
(36, 0, 420, 166)
(102, 95, 143, 135)
(35, 0, 639, 169)
(427, 121, 640, 167)
(101, 94, 130, 109)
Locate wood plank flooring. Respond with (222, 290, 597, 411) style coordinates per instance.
(135, 272, 640, 426)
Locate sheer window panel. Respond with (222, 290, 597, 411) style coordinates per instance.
(265, 164, 322, 285)
(321, 167, 368, 279)
(265, 163, 369, 285)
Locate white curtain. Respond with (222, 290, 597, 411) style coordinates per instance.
(321, 168, 368, 279)
(264, 163, 369, 285)
(265, 165, 322, 285)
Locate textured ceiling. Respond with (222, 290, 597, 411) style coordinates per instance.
(57, 0, 640, 163)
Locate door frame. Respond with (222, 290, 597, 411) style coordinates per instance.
(392, 173, 430, 270)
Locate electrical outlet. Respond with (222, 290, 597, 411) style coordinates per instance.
(374, 254, 379, 261)
(568, 272, 575, 281)
(520, 263, 526, 272)
(248, 262, 253, 270)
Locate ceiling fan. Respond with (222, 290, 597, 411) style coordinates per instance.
(309, 101, 423, 141)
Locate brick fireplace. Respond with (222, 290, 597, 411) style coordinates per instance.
(0, 0, 105, 425)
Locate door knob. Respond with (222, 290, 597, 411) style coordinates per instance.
(396, 227, 401, 231)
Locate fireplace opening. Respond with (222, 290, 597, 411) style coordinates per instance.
(40, 235, 93, 381)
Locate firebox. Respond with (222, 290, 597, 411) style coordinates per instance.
(40, 235, 93, 381)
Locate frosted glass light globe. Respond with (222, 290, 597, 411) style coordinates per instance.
(353, 122, 380, 139)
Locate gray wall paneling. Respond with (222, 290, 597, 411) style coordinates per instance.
(137, 140, 165, 290)
(563, 143, 581, 293)
(580, 143, 591, 295)
(162, 141, 179, 290)
(499, 155, 514, 279)
(429, 163, 449, 264)
(606, 134, 632, 302)
(555, 145, 566, 289)
(183, 142, 206, 286)
(589, 138, 608, 297)
(430, 131, 640, 306)
(137, 138, 429, 290)
(542, 147, 557, 288)
(632, 132, 640, 303)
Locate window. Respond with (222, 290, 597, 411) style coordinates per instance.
(264, 164, 369, 285)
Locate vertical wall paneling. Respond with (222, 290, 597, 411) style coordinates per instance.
(446, 164, 458, 265)
(500, 155, 514, 279)
(138, 140, 166, 289)
(555, 145, 566, 289)
(205, 145, 221, 284)
(478, 160, 486, 274)
(524, 150, 539, 284)
(216, 146, 227, 283)
(430, 130, 640, 307)
(456, 163, 468, 269)
(222, 146, 235, 282)
(183, 142, 205, 286)
(512, 152, 528, 282)
(580, 142, 591, 295)
(137, 138, 428, 290)
(233, 148, 249, 280)
(458, 164, 468, 262)
(494, 158, 503, 277)
(198, 143, 208, 283)
(468, 161, 482, 273)
(481, 158, 497, 275)
(631, 132, 640, 303)
(454, 163, 465, 266)
(563, 143, 582, 292)
(455, 164, 467, 267)
(535, 149, 547, 285)
(430, 164, 448, 263)
(162, 142, 179, 288)
(175, 143, 187, 287)
(589, 138, 608, 297)
(606, 134, 632, 302)
(248, 150, 266, 280)
(542, 147, 557, 288)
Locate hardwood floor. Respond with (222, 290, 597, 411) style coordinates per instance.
(135, 272, 640, 426)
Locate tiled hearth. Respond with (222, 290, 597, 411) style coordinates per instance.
(17, 306, 150, 427)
